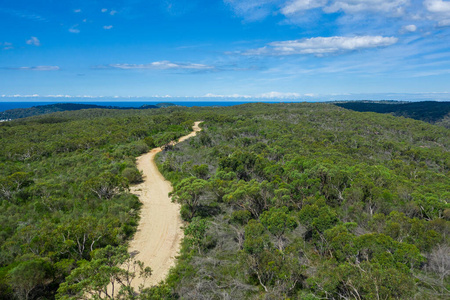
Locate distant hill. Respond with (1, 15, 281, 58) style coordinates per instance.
(334, 101, 450, 128)
(0, 102, 164, 120)
(155, 102, 178, 108)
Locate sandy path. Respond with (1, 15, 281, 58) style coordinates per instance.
(128, 121, 202, 288)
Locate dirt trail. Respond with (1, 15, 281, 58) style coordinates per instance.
(128, 121, 202, 288)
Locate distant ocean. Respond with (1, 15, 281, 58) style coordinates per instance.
(0, 100, 283, 112)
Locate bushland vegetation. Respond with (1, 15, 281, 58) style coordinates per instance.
(1, 102, 449, 299)
(157, 103, 449, 299)
(0, 108, 193, 299)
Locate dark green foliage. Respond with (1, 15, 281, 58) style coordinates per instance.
(0, 172, 34, 204)
(184, 217, 209, 254)
(122, 167, 143, 184)
(170, 177, 208, 220)
(260, 207, 297, 251)
(192, 164, 209, 179)
(243, 220, 270, 255)
(334, 100, 450, 128)
(56, 245, 152, 299)
(299, 203, 338, 234)
(83, 173, 128, 200)
(230, 210, 251, 225)
(143, 136, 156, 148)
(308, 260, 417, 300)
(7, 257, 53, 300)
(154, 102, 177, 108)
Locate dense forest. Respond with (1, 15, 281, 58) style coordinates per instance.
(157, 103, 449, 299)
(0, 103, 449, 299)
(0, 108, 193, 299)
(0, 103, 177, 121)
(334, 101, 450, 128)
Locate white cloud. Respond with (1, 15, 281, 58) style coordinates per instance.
(244, 36, 398, 56)
(2, 8, 46, 22)
(74, 9, 82, 13)
(424, 1, 450, 27)
(102, 61, 215, 70)
(26, 36, 40, 46)
(204, 93, 252, 98)
(15, 66, 60, 71)
(323, 0, 409, 14)
(424, 0, 450, 13)
(403, 24, 417, 31)
(282, 0, 327, 14)
(110, 10, 117, 16)
(258, 91, 302, 98)
(69, 25, 80, 33)
(46, 95, 74, 98)
(438, 18, 450, 26)
(101, 8, 108, 13)
(227, 0, 415, 20)
(103, 25, 113, 30)
(1, 42, 13, 50)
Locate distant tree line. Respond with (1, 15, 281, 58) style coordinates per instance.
(0, 102, 178, 121)
(334, 101, 450, 128)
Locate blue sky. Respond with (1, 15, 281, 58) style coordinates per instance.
(1, 0, 450, 100)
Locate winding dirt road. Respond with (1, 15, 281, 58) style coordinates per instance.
(128, 121, 202, 288)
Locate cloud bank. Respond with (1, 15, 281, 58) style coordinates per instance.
(226, 0, 450, 28)
(425, 0, 450, 26)
(97, 61, 214, 71)
(12, 66, 60, 71)
(258, 91, 302, 98)
(322, 0, 408, 14)
(227, 0, 411, 19)
(282, 0, 328, 14)
(244, 36, 398, 56)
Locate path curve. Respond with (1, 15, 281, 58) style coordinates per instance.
(128, 121, 202, 288)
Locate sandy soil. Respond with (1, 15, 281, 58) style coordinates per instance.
(128, 121, 202, 288)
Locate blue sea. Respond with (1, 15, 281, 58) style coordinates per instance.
(0, 100, 284, 112)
